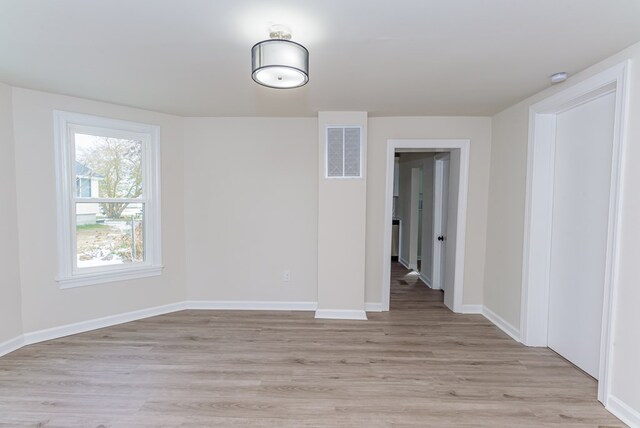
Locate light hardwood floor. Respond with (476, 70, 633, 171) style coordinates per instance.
(0, 263, 624, 427)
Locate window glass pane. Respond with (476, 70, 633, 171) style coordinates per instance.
(74, 133, 143, 199)
(75, 177, 91, 198)
(76, 202, 145, 268)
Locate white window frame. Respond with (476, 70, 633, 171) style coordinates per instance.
(325, 125, 363, 179)
(54, 110, 162, 288)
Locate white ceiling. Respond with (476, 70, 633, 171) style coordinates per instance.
(1, 0, 639, 117)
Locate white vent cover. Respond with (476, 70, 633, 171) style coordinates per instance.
(326, 126, 362, 178)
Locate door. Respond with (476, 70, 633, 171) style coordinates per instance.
(432, 155, 449, 291)
(408, 167, 422, 270)
(547, 92, 615, 379)
(417, 168, 424, 273)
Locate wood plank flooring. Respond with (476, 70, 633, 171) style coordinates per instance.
(0, 263, 624, 427)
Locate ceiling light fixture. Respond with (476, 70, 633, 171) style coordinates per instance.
(550, 72, 568, 84)
(251, 25, 309, 89)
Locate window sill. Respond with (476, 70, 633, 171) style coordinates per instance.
(57, 265, 164, 289)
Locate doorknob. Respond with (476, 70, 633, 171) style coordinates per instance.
(437, 235, 445, 241)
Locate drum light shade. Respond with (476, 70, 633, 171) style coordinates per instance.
(251, 39, 309, 89)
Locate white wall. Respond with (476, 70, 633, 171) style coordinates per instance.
(0, 82, 23, 344)
(483, 106, 528, 328)
(4, 62, 636, 420)
(484, 41, 640, 419)
(317, 112, 368, 313)
(182, 117, 318, 303)
(11, 88, 187, 333)
(366, 117, 492, 306)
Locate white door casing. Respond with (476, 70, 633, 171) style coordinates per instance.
(382, 140, 470, 313)
(520, 61, 630, 404)
(443, 151, 460, 311)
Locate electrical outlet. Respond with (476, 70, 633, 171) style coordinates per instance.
(282, 270, 291, 282)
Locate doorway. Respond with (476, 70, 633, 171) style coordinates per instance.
(382, 140, 470, 312)
(396, 157, 432, 287)
(520, 62, 629, 404)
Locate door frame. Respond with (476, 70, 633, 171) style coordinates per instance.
(520, 61, 630, 404)
(431, 153, 450, 290)
(382, 139, 470, 312)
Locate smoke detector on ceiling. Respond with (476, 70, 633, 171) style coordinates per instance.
(550, 72, 568, 84)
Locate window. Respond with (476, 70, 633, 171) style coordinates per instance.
(75, 177, 92, 198)
(54, 111, 162, 288)
(325, 126, 362, 178)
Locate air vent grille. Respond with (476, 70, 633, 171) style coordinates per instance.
(326, 126, 362, 178)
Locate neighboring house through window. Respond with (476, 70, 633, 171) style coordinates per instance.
(75, 162, 103, 225)
(54, 111, 162, 288)
(76, 176, 91, 198)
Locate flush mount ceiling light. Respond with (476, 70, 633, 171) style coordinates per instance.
(251, 25, 309, 89)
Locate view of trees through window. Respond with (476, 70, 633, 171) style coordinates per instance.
(74, 133, 145, 268)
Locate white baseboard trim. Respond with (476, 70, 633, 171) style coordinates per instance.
(185, 300, 318, 311)
(418, 272, 432, 287)
(481, 306, 521, 342)
(607, 395, 640, 428)
(0, 335, 25, 358)
(2, 297, 636, 427)
(460, 304, 483, 314)
(3, 301, 524, 359)
(2, 300, 321, 358)
(365, 302, 383, 312)
(23, 301, 187, 346)
(398, 257, 410, 269)
(315, 309, 368, 320)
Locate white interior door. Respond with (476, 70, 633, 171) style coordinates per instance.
(432, 155, 449, 291)
(547, 92, 616, 379)
(408, 168, 421, 270)
(417, 168, 423, 269)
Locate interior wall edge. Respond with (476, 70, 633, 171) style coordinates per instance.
(460, 304, 483, 314)
(364, 302, 383, 312)
(0, 336, 24, 359)
(482, 305, 521, 343)
(606, 395, 640, 428)
(460, 304, 521, 342)
(314, 309, 368, 320)
(23, 301, 187, 346)
(184, 300, 318, 311)
(1, 299, 328, 358)
(0, 81, 24, 344)
(418, 272, 432, 288)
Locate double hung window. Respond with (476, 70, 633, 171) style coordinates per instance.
(54, 111, 162, 288)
